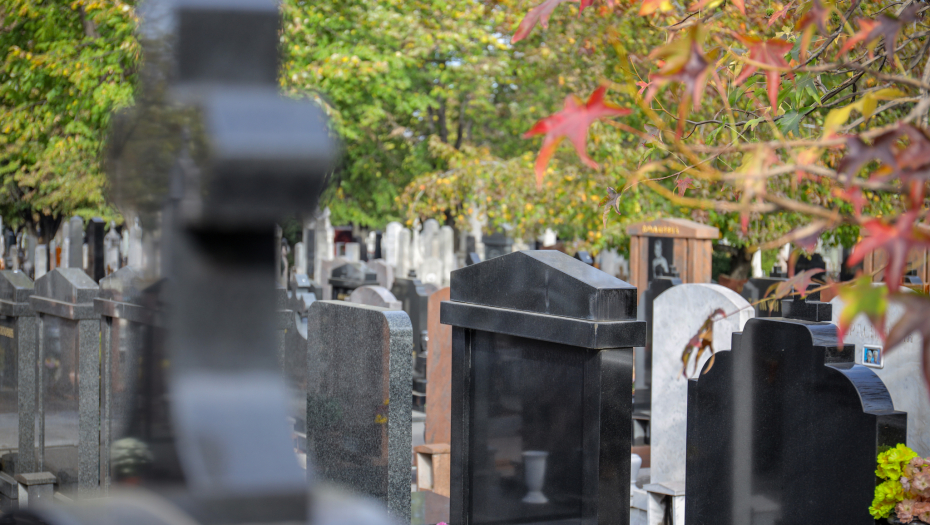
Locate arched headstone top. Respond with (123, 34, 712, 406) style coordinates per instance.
(98, 266, 145, 304)
(450, 250, 637, 321)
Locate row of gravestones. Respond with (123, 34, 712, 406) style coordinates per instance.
(297, 249, 922, 525)
(0, 216, 143, 284)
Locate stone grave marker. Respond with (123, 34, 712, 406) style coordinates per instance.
(439, 226, 455, 286)
(425, 287, 451, 444)
(34, 245, 47, 280)
(104, 222, 121, 276)
(419, 257, 443, 288)
(349, 285, 402, 310)
(831, 292, 930, 456)
(29, 268, 100, 497)
(397, 227, 412, 279)
(627, 218, 719, 300)
(66, 217, 83, 270)
(633, 270, 681, 424)
(392, 276, 431, 359)
(93, 266, 146, 492)
(0, 271, 36, 476)
(329, 262, 378, 301)
(482, 231, 512, 260)
(646, 284, 753, 525)
(85, 218, 105, 282)
(465, 252, 482, 266)
(318, 256, 348, 300)
(686, 302, 906, 525)
(574, 251, 594, 265)
(441, 250, 645, 525)
(368, 259, 395, 291)
(307, 300, 412, 521)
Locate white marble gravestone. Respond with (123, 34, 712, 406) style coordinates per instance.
(348, 285, 402, 310)
(34, 245, 47, 280)
(396, 228, 411, 279)
(128, 217, 143, 268)
(831, 293, 930, 456)
(313, 207, 334, 284)
(383, 222, 402, 267)
(368, 259, 394, 290)
(647, 283, 754, 525)
(439, 225, 455, 286)
(419, 257, 443, 287)
(294, 241, 307, 276)
(104, 222, 121, 275)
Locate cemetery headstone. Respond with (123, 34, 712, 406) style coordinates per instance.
(127, 217, 142, 268)
(686, 305, 906, 525)
(104, 222, 121, 276)
(349, 285, 402, 310)
(344, 242, 361, 263)
(0, 271, 36, 475)
(465, 252, 482, 266)
(831, 292, 930, 456)
(441, 250, 645, 525)
(391, 276, 431, 360)
(294, 241, 307, 276)
(646, 284, 753, 525)
(67, 217, 83, 270)
(29, 268, 100, 497)
(34, 245, 47, 280)
(329, 262, 378, 301)
(85, 218, 105, 282)
(307, 300, 412, 520)
(368, 259, 395, 291)
(383, 222, 403, 268)
(397, 228, 412, 279)
(313, 207, 335, 284)
(439, 226, 455, 286)
(419, 257, 443, 288)
(634, 270, 682, 421)
(318, 256, 348, 301)
(93, 266, 146, 492)
(288, 273, 320, 318)
(626, 218, 719, 299)
(424, 287, 451, 445)
(482, 231, 512, 260)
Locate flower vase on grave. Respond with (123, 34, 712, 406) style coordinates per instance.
(521, 451, 549, 504)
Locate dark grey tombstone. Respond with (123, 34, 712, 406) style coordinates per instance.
(0, 271, 36, 476)
(85, 218, 105, 282)
(441, 250, 645, 525)
(93, 266, 147, 492)
(329, 262, 378, 301)
(740, 276, 785, 317)
(66, 217, 83, 270)
(29, 268, 100, 497)
(685, 300, 906, 525)
(391, 276, 431, 359)
(465, 252, 481, 266)
(482, 231, 512, 260)
(307, 300, 412, 520)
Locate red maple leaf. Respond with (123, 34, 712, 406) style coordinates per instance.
(768, 1, 795, 27)
(832, 185, 867, 216)
(835, 18, 880, 59)
(847, 211, 930, 293)
(512, 0, 592, 44)
(835, 130, 902, 179)
(524, 86, 631, 187)
(795, 0, 831, 34)
(646, 27, 711, 110)
(675, 176, 694, 196)
(734, 36, 794, 113)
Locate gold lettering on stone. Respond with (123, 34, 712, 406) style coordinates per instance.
(0, 327, 14, 339)
(641, 225, 680, 235)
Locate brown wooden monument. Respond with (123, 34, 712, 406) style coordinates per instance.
(627, 218, 720, 298)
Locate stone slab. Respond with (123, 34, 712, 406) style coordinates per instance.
(424, 287, 451, 445)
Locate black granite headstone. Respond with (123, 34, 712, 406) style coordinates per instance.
(441, 250, 644, 525)
(483, 231, 512, 260)
(85, 218, 105, 282)
(685, 314, 906, 525)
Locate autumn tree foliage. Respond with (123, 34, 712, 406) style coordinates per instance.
(0, 0, 137, 239)
(507, 0, 930, 387)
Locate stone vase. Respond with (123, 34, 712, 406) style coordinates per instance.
(522, 451, 549, 504)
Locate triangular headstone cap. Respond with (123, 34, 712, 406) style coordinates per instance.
(34, 268, 99, 305)
(451, 250, 637, 321)
(0, 271, 34, 304)
(99, 266, 145, 304)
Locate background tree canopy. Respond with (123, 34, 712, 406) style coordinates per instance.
(0, 0, 138, 240)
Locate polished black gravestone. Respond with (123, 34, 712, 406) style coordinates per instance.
(441, 250, 644, 525)
(85, 218, 106, 283)
(482, 231, 512, 261)
(685, 303, 906, 525)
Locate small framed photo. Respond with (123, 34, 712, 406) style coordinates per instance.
(862, 345, 883, 369)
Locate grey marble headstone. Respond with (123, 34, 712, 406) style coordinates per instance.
(29, 268, 100, 497)
(831, 292, 930, 456)
(307, 301, 412, 521)
(349, 285, 401, 310)
(0, 271, 36, 475)
(67, 217, 83, 270)
(648, 284, 753, 524)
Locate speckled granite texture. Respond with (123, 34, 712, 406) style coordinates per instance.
(307, 300, 412, 522)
